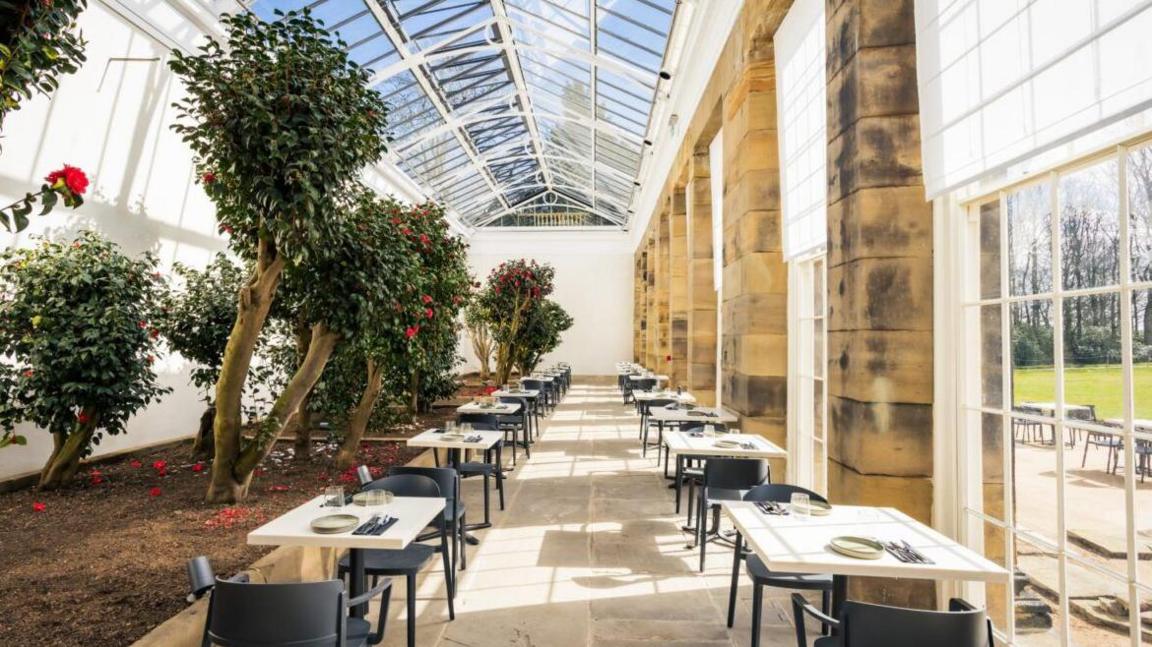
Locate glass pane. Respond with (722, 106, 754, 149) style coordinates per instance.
(1063, 294, 1122, 423)
(813, 317, 825, 378)
(813, 258, 825, 314)
(1013, 300, 1056, 408)
(813, 379, 824, 440)
(1013, 537, 1060, 644)
(1065, 428, 1126, 569)
(1128, 142, 1152, 283)
(1067, 558, 1133, 646)
(1008, 183, 1053, 296)
(976, 517, 1012, 637)
(1060, 159, 1120, 290)
(981, 199, 1003, 300)
(980, 412, 1007, 522)
(1135, 433, 1152, 596)
(813, 438, 826, 495)
(1134, 289, 1152, 421)
(983, 304, 1005, 408)
(1013, 415, 1060, 542)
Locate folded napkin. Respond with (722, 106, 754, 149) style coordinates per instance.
(352, 515, 399, 536)
(465, 434, 483, 443)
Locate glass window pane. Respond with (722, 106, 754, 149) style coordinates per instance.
(1066, 557, 1132, 646)
(1008, 183, 1053, 296)
(1063, 294, 1122, 422)
(983, 304, 1004, 408)
(1012, 300, 1055, 408)
(1013, 537, 1059, 644)
(813, 317, 825, 378)
(813, 380, 824, 440)
(1128, 143, 1152, 282)
(1134, 289, 1152, 421)
(1013, 414, 1059, 542)
(1064, 427, 1126, 569)
(977, 518, 1012, 637)
(813, 258, 825, 314)
(1061, 159, 1120, 291)
(981, 199, 1002, 300)
(978, 412, 1007, 522)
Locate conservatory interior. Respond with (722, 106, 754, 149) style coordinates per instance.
(2, 0, 1151, 646)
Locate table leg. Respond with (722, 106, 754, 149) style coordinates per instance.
(349, 548, 367, 618)
(831, 575, 848, 636)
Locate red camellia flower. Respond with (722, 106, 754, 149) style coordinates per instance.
(401, 228, 412, 236)
(149, 486, 162, 497)
(419, 233, 431, 246)
(201, 172, 216, 185)
(152, 459, 167, 476)
(138, 320, 148, 329)
(89, 469, 103, 486)
(32, 502, 46, 513)
(22, 369, 33, 378)
(405, 325, 419, 340)
(76, 411, 90, 424)
(421, 294, 433, 304)
(424, 308, 434, 319)
(44, 164, 88, 196)
(192, 462, 204, 473)
(146, 355, 155, 365)
(130, 459, 142, 469)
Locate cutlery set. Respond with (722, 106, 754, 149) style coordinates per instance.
(352, 514, 399, 536)
(883, 540, 933, 564)
(755, 501, 790, 516)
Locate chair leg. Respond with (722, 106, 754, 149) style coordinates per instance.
(727, 532, 742, 628)
(698, 495, 707, 572)
(750, 583, 763, 647)
(481, 471, 492, 526)
(821, 589, 831, 636)
(459, 514, 468, 571)
(641, 424, 649, 457)
(406, 573, 417, 647)
(522, 425, 531, 459)
(674, 457, 683, 514)
(450, 519, 459, 573)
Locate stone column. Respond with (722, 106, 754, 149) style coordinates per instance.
(645, 232, 658, 368)
(687, 150, 718, 405)
(720, 53, 788, 470)
(669, 188, 689, 387)
(634, 249, 647, 363)
(825, 0, 934, 607)
(656, 208, 671, 371)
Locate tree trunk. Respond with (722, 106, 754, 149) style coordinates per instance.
(408, 369, 419, 418)
(290, 320, 314, 462)
(232, 323, 340, 483)
(1144, 295, 1152, 346)
(191, 406, 215, 458)
(207, 237, 285, 503)
(38, 412, 99, 489)
(335, 359, 383, 469)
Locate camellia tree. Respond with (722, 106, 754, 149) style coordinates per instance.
(167, 9, 389, 502)
(464, 299, 494, 381)
(334, 200, 470, 468)
(479, 259, 555, 384)
(0, 232, 170, 488)
(513, 299, 574, 376)
(0, 1, 91, 231)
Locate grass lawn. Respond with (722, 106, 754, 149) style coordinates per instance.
(1013, 363, 1152, 420)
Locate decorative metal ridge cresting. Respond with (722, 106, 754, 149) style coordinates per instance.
(248, 0, 678, 228)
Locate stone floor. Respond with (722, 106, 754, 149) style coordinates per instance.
(369, 380, 807, 647)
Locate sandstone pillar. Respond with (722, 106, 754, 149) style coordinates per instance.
(687, 150, 718, 405)
(668, 188, 689, 388)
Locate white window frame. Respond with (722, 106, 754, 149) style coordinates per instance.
(787, 250, 828, 494)
(946, 134, 1152, 646)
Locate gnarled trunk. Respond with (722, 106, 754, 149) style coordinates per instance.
(207, 237, 286, 503)
(289, 320, 315, 462)
(335, 359, 383, 469)
(38, 411, 99, 489)
(408, 369, 419, 418)
(191, 405, 215, 458)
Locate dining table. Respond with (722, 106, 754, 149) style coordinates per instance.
(456, 401, 522, 415)
(721, 502, 1009, 625)
(248, 494, 446, 619)
(407, 427, 505, 533)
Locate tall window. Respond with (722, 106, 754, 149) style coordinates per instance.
(959, 140, 1152, 645)
(789, 254, 827, 493)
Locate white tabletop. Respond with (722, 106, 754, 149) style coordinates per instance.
(628, 373, 669, 382)
(492, 389, 540, 398)
(664, 431, 786, 459)
(1017, 401, 1093, 416)
(634, 390, 696, 404)
(249, 495, 446, 551)
(456, 401, 521, 414)
(520, 375, 555, 383)
(722, 502, 1009, 583)
(406, 427, 504, 450)
(649, 406, 739, 424)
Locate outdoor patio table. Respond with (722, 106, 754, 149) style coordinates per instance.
(721, 502, 1009, 627)
(407, 427, 505, 532)
(248, 494, 446, 619)
(1018, 401, 1095, 446)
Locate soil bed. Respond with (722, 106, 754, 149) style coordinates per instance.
(0, 403, 458, 647)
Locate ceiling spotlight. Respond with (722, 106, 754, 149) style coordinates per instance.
(659, 70, 672, 80)
(643, 139, 653, 146)
(633, 181, 641, 187)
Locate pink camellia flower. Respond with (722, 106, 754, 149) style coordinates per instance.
(152, 459, 167, 476)
(32, 502, 46, 513)
(22, 369, 33, 378)
(130, 459, 142, 469)
(405, 325, 419, 340)
(421, 294, 433, 304)
(149, 486, 162, 497)
(424, 308, 434, 319)
(44, 164, 88, 196)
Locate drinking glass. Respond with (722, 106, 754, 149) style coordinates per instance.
(324, 485, 345, 509)
(791, 493, 810, 519)
(703, 424, 716, 437)
(460, 422, 473, 434)
(445, 420, 457, 433)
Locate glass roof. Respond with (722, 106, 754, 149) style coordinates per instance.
(247, 0, 679, 228)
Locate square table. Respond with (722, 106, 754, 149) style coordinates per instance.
(664, 430, 786, 460)
(249, 494, 446, 618)
(649, 405, 739, 425)
(407, 428, 505, 530)
(634, 390, 697, 404)
(456, 401, 521, 415)
(721, 502, 1009, 620)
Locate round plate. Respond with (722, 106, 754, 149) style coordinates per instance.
(792, 500, 833, 516)
(311, 514, 359, 534)
(829, 536, 884, 560)
(714, 439, 742, 448)
(441, 433, 465, 440)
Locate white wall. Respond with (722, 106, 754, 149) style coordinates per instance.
(461, 230, 634, 376)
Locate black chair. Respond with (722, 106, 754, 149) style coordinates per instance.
(639, 398, 677, 457)
(202, 577, 393, 647)
(521, 379, 549, 413)
(336, 473, 456, 647)
(453, 412, 507, 519)
(727, 485, 833, 647)
(791, 594, 994, 647)
(695, 458, 770, 572)
(624, 376, 654, 404)
(498, 395, 531, 463)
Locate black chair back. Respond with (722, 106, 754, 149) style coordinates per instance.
(388, 466, 459, 512)
(640, 398, 677, 416)
(361, 473, 440, 499)
(679, 421, 728, 433)
(458, 412, 499, 430)
(703, 458, 770, 490)
(204, 578, 346, 647)
(839, 600, 991, 647)
(744, 484, 826, 505)
(521, 379, 544, 392)
(633, 378, 657, 391)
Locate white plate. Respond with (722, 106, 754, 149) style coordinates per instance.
(828, 536, 884, 560)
